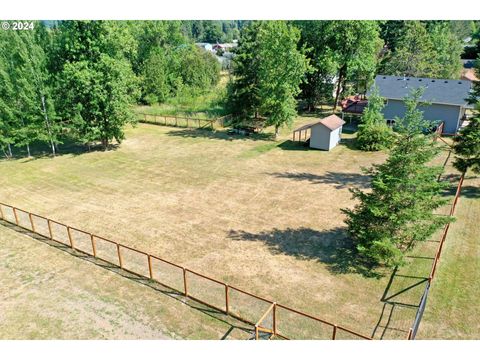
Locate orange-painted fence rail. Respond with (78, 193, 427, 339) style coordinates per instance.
(137, 113, 232, 130)
(407, 171, 465, 339)
(0, 202, 371, 340)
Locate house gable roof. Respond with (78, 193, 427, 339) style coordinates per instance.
(371, 75, 473, 107)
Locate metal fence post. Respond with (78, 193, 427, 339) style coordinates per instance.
(47, 219, 53, 239)
(183, 268, 188, 297)
(29, 213, 35, 232)
(67, 226, 74, 249)
(148, 255, 153, 279)
(90, 234, 97, 257)
(225, 284, 229, 315)
(117, 244, 123, 268)
(273, 302, 277, 336)
(13, 208, 19, 225)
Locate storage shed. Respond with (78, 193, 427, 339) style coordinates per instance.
(292, 115, 346, 151)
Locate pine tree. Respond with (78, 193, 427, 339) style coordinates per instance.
(227, 21, 309, 137)
(343, 89, 451, 267)
(453, 110, 480, 174)
(356, 86, 393, 151)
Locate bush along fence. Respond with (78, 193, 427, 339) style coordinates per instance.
(137, 113, 232, 130)
(0, 202, 371, 340)
(406, 171, 466, 340)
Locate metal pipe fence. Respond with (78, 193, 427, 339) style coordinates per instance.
(0, 201, 371, 340)
(407, 171, 465, 339)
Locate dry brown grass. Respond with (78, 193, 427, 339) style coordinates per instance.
(0, 118, 470, 339)
(0, 222, 252, 339)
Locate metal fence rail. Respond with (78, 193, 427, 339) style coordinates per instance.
(0, 201, 372, 340)
(137, 113, 232, 130)
(407, 171, 465, 339)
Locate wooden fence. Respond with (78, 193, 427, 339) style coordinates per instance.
(407, 171, 465, 339)
(0, 202, 371, 340)
(137, 113, 232, 130)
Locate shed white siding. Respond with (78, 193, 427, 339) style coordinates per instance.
(310, 124, 342, 150)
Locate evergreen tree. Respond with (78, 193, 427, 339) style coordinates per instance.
(381, 21, 437, 78)
(343, 89, 451, 267)
(453, 110, 480, 174)
(430, 23, 463, 79)
(227, 22, 262, 119)
(357, 87, 393, 151)
(228, 21, 309, 136)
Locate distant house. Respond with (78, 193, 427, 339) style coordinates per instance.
(293, 115, 345, 151)
(461, 60, 479, 82)
(195, 43, 214, 52)
(371, 75, 473, 134)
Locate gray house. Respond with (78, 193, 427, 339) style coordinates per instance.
(372, 75, 473, 134)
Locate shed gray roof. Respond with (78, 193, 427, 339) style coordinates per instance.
(371, 75, 473, 107)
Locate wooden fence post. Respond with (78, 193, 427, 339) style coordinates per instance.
(148, 255, 153, 279)
(407, 328, 413, 340)
(225, 284, 229, 315)
(183, 268, 188, 296)
(29, 213, 35, 232)
(13, 208, 19, 225)
(332, 325, 337, 340)
(67, 226, 75, 248)
(47, 219, 53, 239)
(117, 244, 123, 269)
(255, 325, 259, 340)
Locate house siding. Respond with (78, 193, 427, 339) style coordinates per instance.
(382, 99, 462, 134)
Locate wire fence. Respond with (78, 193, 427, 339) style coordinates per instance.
(407, 171, 465, 339)
(0, 201, 371, 340)
(137, 113, 232, 130)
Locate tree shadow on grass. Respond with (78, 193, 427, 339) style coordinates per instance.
(276, 140, 311, 151)
(268, 171, 370, 189)
(228, 227, 382, 278)
(1, 140, 119, 163)
(459, 185, 480, 199)
(166, 128, 275, 142)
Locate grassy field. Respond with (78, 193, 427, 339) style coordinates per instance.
(134, 72, 229, 119)
(417, 171, 480, 339)
(0, 117, 475, 339)
(0, 221, 251, 339)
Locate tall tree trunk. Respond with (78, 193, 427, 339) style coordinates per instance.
(275, 124, 279, 139)
(26, 144, 31, 157)
(7, 144, 12, 158)
(333, 66, 347, 114)
(41, 95, 55, 157)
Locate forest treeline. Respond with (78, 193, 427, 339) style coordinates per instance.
(1, 20, 479, 157)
